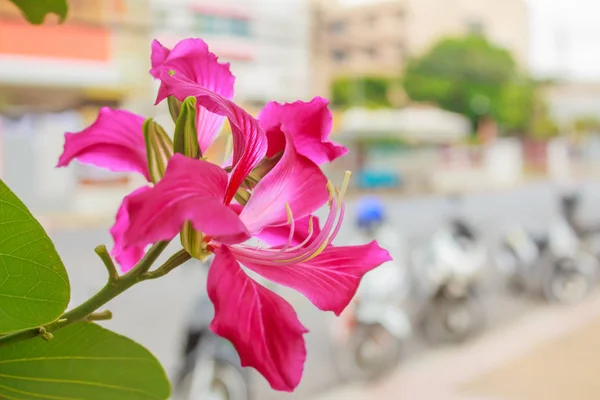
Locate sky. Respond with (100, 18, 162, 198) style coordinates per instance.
(528, 0, 600, 81)
(339, 0, 600, 81)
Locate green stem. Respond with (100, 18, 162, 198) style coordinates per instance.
(94, 245, 119, 283)
(142, 250, 191, 280)
(0, 241, 188, 348)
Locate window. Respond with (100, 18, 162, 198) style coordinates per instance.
(231, 18, 251, 36)
(329, 20, 345, 34)
(332, 50, 347, 62)
(193, 13, 251, 37)
(467, 19, 484, 36)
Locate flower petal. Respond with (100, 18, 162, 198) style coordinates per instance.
(240, 130, 328, 233)
(258, 97, 348, 165)
(110, 186, 151, 272)
(57, 107, 149, 180)
(157, 71, 267, 204)
(208, 247, 308, 391)
(257, 215, 322, 247)
(239, 241, 392, 316)
(151, 38, 235, 154)
(123, 154, 250, 249)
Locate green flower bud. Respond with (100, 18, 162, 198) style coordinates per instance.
(180, 221, 210, 260)
(173, 96, 200, 159)
(143, 119, 174, 184)
(167, 96, 182, 123)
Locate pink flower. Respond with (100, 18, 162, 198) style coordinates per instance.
(258, 97, 348, 165)
(57, 37, 392, 392)
(121, 152, 392, 391)
(150, 38, 235, 154)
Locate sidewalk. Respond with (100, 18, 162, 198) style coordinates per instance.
(311, 295, 600, 400)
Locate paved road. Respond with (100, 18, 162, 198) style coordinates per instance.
(46, 180, 600, 400)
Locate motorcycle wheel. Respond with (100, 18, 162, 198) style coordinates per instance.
(543, 269, 594, 304)
(332, 323, 402, 382)
(188, 361, 251, 400)
(422, 299, 480, 345)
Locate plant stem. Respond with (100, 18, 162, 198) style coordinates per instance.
(94, 245, 119, 283)
(0, 241, 189, 348)
(142, 250, 191, 280)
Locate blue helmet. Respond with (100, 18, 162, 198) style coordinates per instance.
(356, 197, 385, 228)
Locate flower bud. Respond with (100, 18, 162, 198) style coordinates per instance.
(180, 221, 210, 260)
(143, 119, 174, 184)
(173, 96, 200, 159)
(167, 96, 182, 123)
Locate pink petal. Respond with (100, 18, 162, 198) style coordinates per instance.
(240, 241, 392, 316)
(157, 71, 267, 204)
(208, 247, 308, 391)
(258, 215, 322, 247)
(123, 154, 250, 249)
(110, 186, 151, 272)
(239, 130, 328, 233)
(258, 97, 348, 165)
(57, 107, 149, 181)
(151, 39, 235, 154)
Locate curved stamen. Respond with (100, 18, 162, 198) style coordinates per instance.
(219, 171, 352, 267)
(277, 203, 295, 253)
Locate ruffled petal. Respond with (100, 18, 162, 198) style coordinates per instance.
(123, 154, 250, 249)
(239, 130, 328, 234)
(157, 71, 267, 204)
(110, 186, 151, 272)
(240, 241, 392, 316)
(151, 38, 235, 154)
(258, 97, 348, 165)
(208, 247, 308, 391)
(57, 107, 149, 181)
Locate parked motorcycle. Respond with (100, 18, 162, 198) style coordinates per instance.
(332, 254, 411, 381)
(497, 217, 598, 304)
(412, 217, 487, 344)
(560, 191, 600, 259)
(332, 198, 412, 382)
(174, 259, 251, 400)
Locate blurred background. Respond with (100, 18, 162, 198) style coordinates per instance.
(3, 0, 600, 399)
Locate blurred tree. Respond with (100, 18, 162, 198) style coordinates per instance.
(332, 76, 395, 109)
(403, 35, 534, 131)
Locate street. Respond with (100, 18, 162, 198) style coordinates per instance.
(45, 180, 600, 400)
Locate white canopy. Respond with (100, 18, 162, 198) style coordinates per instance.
(340, 106, 471, 144)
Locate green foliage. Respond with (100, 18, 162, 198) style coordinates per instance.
(0, 179, 70, 333)
(574, 116, 600, 133)
(496, 79, 536, 134)
(0, 323, 171, 399)
(332, 76, 395, 109)
(9, 0, 68, 24)
(403, 35, 536, 131)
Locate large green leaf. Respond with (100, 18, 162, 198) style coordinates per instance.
(8, 0, 68, 24)
(0, 180, 70, 333)
(0, 323, 171, 399)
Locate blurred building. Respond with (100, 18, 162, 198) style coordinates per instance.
(311, 0, 529, 96)
(0, 0, 152, 215)
(150, 0, 311, 114)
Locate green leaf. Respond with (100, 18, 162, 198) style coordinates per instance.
(0, 323, 171, 399)
(9, 0, 68, 24)
(0, 179, 70, 334)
